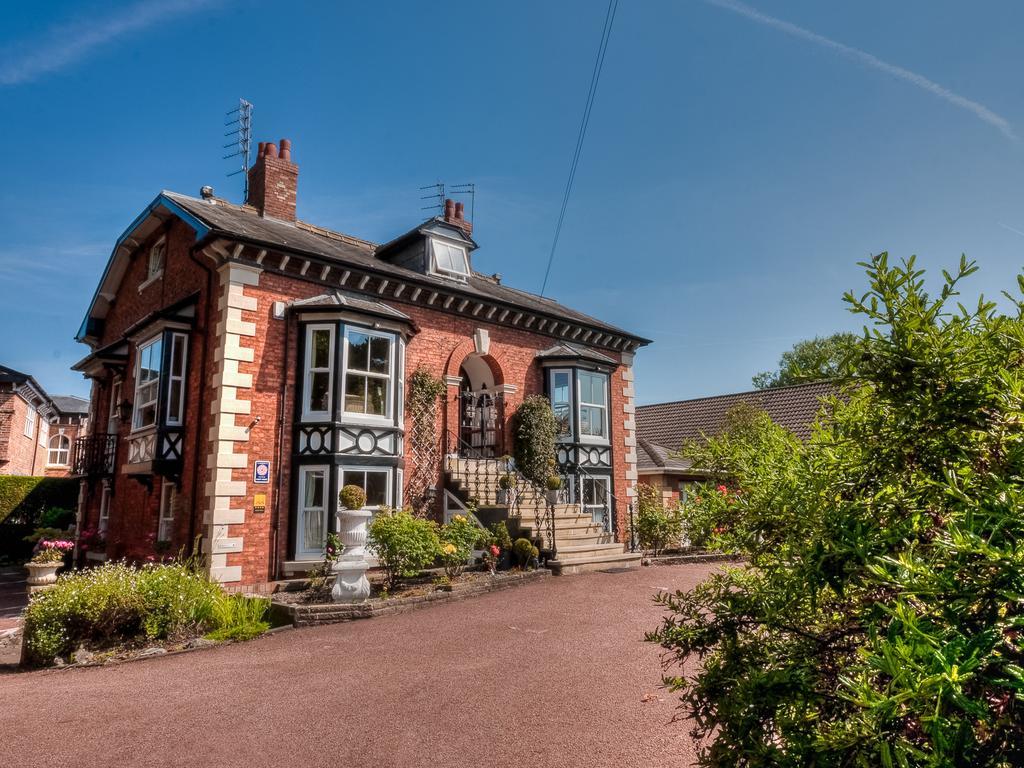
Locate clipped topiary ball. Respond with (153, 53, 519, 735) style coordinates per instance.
(339, 484, 367, 510)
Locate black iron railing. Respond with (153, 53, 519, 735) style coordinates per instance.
(72, 434, 117, 477)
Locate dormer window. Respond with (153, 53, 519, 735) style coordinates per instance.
(429, 238, 469, 279)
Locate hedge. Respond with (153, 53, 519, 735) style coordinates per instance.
(0, 476, 79, 525)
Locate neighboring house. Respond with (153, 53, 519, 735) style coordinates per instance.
(635, 381, 837, 503)
(71, 138, 650, 586)
(0, 365, 90, 478)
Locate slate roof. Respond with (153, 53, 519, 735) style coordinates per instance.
(51, 395, 89, 415)
(292, 291, 413, 321)
(163, 192, 649, 344)
(635, 381, 839, 472)
(0, 364, 30, 384)
(636, 439, 693, 473)
(534, 341, 617, 365)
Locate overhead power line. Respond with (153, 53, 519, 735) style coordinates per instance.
(540, 0, 620, 297)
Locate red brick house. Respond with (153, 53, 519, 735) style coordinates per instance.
(72, 139, 649, 586)
(0, 365, 89, 478)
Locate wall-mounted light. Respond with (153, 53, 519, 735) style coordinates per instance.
(116, 399, 133, 423)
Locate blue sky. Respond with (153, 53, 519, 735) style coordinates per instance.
(1, 0, 1023, 404)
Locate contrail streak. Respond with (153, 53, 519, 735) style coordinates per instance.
(704, 0, 1015, 141)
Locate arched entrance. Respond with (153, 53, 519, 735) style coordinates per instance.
(457, 353, 505, 457)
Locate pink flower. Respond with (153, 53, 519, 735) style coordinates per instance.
(489, 545, 500, 557)
(717, 485, 728, 495)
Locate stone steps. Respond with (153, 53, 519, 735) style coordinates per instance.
(546, 550, 643, 575)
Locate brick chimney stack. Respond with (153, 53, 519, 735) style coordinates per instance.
(442, 197, 473, 235)
(247, 139, 298, 220)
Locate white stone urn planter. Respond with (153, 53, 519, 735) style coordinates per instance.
(26, 562, 62, 594)
(331, 507, 372, 603)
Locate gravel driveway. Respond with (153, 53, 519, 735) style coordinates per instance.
(0, 563, 714, 767)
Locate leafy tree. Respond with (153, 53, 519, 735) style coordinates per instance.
(752, 331, 858, 389)
(648, 254, 1024, 767)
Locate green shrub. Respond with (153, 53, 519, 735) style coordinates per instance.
(39, 507, 75, 530)
(367, 507, 440, 590)
(512, 396, 557, 486)
(633, 483, 683, 556)
(438, 515, 480, 578)
(0, 477, 78, 525)
(22, 560, 270, 666)
(339, 484, 367, 510)
(488, 520, 513, 551)
(512, 537, 534, 567)
(648, 254, 1024, 766)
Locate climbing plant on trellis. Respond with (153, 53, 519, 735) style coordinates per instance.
(406, 367, 446, 516)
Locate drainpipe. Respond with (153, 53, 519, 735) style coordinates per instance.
(270, 304, 291, 581)
(186, 242, 216, 555)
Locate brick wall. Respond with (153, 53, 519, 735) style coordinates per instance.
(0, 390, 47, 476)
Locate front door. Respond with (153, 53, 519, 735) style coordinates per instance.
(459, 388, 503, 458)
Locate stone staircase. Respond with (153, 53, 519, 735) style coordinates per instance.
(444, 457, 641, 575)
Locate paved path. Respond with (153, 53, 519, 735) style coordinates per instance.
(0, 563, 713, 767)
(0, 567, 27, 631)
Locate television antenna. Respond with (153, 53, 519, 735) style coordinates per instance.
(223, 98, 253, 200)
(449, 182, 475, 224)
(419, 182, 445, 213)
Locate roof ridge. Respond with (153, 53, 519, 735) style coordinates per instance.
(637, 380, 837, 410)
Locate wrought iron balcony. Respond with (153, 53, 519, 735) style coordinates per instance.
(72, 434, 118, 478)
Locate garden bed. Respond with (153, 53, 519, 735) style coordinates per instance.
(271, 569, 549, 627)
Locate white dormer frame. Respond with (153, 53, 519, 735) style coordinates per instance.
(428, 237, 470, 281)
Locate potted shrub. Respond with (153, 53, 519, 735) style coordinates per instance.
(496, 473, 515, 505)
(545, 474, 563, 504)
(26, 539, 73, 594)
(339, 484, 367, 511)
(333, 485, 370, 603)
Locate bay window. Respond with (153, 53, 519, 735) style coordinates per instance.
(297, 466, 328, 559)
(132, 336, 162, 430)
(581, 476, 611, 527)
(550, 370, 573, 441)
(343, 328, 393, 419)
(132, 331, 189, 431)
(302, 325, 334, 420)
(338, 467, 391, 509)
(578, 371, 608, 441)
(166, 333, 188, 426)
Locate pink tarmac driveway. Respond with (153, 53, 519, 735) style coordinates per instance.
(0, 563, 714, 767)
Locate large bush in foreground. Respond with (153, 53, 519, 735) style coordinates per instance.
(23, 561, 269, 666)
(649, 255, 1024, 767)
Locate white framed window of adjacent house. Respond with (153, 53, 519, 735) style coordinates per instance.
(98, 483, 112, 534)
(47, 433, 70, 466)
(38, 418, 49, 448)
(165, 333, 188, 426)
(429, 238, 469, 279)
(577, 370, 609, 442)
(302, 325, 334, 421)
(342, 327, 394, 421)
(132, 335, 163, 431)
(296, 466, 328, 559)
(24, 405, 36, 438)
(157, 482, 175, 542)
(147, 238, 166, 282)
(337, 467, 391, 510)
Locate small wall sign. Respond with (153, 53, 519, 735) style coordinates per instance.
(254, 493, 267, 515)
(254, 460, 271, 484)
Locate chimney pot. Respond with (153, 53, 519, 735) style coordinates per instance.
(279, 138, 292, 161)
(454, 202, 465, 220)
(246, 137, 298, 220)
(265, 142, 278, 158)
(444, 198, 455, 220)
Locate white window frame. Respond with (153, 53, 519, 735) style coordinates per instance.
(549, 368, 574, 442)
(47, 432, 70, 466)
(157, 483, 175, 542)
(341, 326, 395, 425)
(580, 475, 611, 528)
(141, 237, 166, 288)
(24, 405, 35, 438)
(98, 483, 112, 534)
(337, 466, 393, 511)
(296, 465, 329, 560)
(165, 332, 188, 426)
(577, 370, 609, 444)
(428, 238, 469, 280)
(302, 324, 335, 422)
(38, 418, 49, 448)
(132, 334, 163, 432)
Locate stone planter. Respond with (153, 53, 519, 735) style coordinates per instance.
(26, 562, 62, 594)
(331, 507, 372, 603)
(545, 489, 560, 504)
(496, 489, 510, 505)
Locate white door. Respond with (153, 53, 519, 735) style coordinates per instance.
(296, 466, 328, 560)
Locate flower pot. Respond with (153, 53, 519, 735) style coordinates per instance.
(496, 489, 509, 505)
(545, 489, 560, 504)
(26, 562, 62, 594)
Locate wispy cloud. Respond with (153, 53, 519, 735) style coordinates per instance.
(0, 0, 222, 86)
(703, 0, 1015, 141)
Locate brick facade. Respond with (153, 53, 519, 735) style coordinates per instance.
(75, 140, 648, 586)
(0, 375, 88, 478)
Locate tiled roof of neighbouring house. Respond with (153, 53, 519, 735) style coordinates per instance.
(163, 192, 650, 345)
(0, 364, 31, 384)
(635, 381, 840, 463)
(636, 438, 693, 473)
(50, 395, 90, 415)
